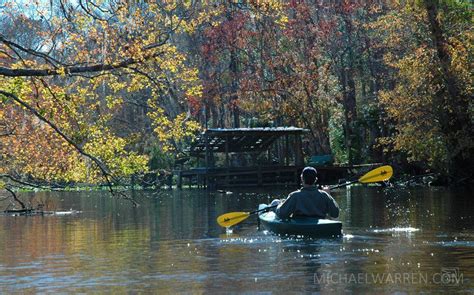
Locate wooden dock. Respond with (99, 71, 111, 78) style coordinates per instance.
(176, 127, 379, 189)
(175, 164, 379, 189)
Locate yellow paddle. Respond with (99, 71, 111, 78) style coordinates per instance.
(329, 165, 393, 189)
(216, 165, 393, 228)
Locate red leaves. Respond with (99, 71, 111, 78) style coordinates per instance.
(202, 15, 251, 64)
(187, 95, 202, 116)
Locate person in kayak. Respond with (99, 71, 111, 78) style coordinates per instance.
(270, 167, 339, 220)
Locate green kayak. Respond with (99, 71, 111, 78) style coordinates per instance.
(258, 204, 342, 237)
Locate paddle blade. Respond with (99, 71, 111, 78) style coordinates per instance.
(217, 212, 250, 227)
(358, 165, 393, 183)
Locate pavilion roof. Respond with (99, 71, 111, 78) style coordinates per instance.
(189, 127, 308, 155)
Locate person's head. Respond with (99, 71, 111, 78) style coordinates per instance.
(301, 167, 318, 186)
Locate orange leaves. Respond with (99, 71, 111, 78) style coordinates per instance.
(1, 112, 80, 181)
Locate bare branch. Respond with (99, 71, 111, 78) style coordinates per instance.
(0, 34, 63, 67)
(0, 49, 165, 77)
(79, 0, 109, 21)
(5, 187, 26, 209)
(0, 174, 53, 190)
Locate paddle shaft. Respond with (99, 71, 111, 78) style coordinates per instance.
(250, 204, 277, 215)
(217, 165, 393, 227)
(252, 179, 363, 215)
(252, 186, 338, 217)
(254, 184, 345, 214)
(326, 179, 359, 190)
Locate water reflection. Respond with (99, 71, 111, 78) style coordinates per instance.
(0, 187, 473, 293)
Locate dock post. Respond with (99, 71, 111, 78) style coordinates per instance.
(225, 135, 230, 186)
(177, 170, 182, 189)
(295, 134, 304, 166)
(258, 166, 262, 186)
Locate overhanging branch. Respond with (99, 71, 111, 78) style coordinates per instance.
(0, 90, 142, 205)
(0, 37, 168, 77)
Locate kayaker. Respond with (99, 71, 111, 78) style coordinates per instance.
(270, 167, 339, 220)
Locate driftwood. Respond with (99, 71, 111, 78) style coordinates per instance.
(2, 209, 81, 216)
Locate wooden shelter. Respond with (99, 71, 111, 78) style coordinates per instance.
(176, 127, 308, 188)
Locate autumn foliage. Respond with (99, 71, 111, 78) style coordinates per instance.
(1, 0, 472, 191)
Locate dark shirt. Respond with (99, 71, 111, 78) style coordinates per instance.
(275, 186, 339, 220)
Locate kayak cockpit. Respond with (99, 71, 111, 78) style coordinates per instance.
(258, 204, 342, 238)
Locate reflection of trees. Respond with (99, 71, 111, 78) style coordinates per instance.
(342, 186, 388, 229)
(0, 190, 220, 291)
(1, 188, 473, 292)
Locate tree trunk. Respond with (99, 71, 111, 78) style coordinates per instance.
(424, 0, 474, 179)
(227, 9, 240, 128)
(340, 15, 359, 165)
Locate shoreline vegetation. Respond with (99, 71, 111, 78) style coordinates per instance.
(1, 1, 472, 205)
(1, 170, 469, 214)
(3, 170, 465, 194)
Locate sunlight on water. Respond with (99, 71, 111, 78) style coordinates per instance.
(53, 210, 82, 215)
(0, 187, 473, 293)
(437, 240, 474, 247)
(372, 227, 420, 233)
(219, 234, 284, 244)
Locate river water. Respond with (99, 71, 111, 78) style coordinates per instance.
(0, 186, 473, 293)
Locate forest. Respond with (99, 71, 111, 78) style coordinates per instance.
(0, 0, 473, 196)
